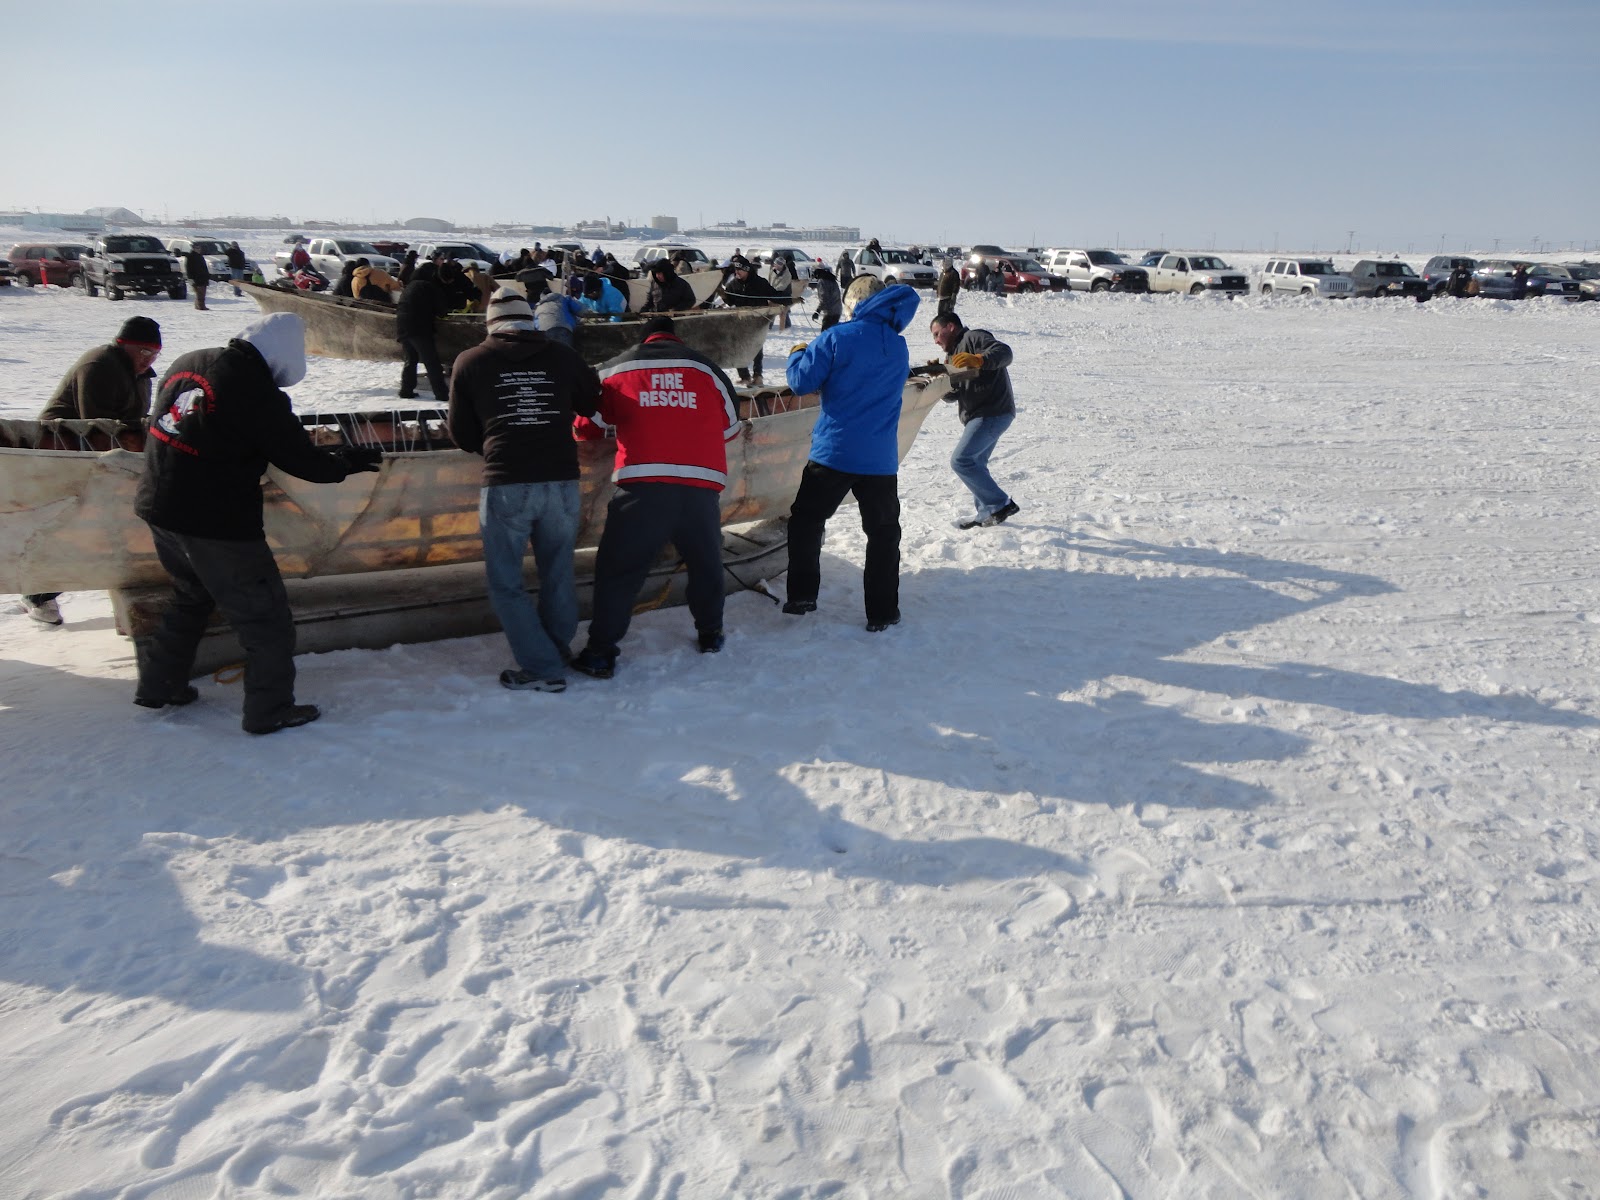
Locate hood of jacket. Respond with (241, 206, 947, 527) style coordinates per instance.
(480, 329, 554, 361)
(850, 282, 920, 333)
(234, 313, 307, 387)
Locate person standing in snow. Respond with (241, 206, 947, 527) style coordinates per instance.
(225, 241, 248, 297)
(766, 254, 796, 331)
(720, 259, 786, 384)
(640, 258, 697, 313)
(835, 250, 855, 287)
(810, 265, 842, 331)
(781, 275, 917, 632)
(183, 247, 211, 311)
(18, 317, 165, 626)
(448, 288, 601, 692)
(935, 258, 961, 316)
(395, 261, 453, 400)
(133, 313, 382, 733)
(930, 311, 1018, 529)
(567, 316, 745, 679)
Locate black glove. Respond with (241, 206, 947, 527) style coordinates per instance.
(339, 445, 383, 473)
(812, 309, 820, 319)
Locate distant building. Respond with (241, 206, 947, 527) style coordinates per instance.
(684, 222, 859, 243)
(650, 215, 679, 234)
(21, 212, 106, 232)
(85, 206, 147, 226)
(404, 217, 454, 233)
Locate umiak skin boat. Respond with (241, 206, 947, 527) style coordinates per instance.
(0, 373, 952, 596)
(239, 282, 776, 368)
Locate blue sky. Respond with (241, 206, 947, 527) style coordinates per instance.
(4, 0, 1596, 252)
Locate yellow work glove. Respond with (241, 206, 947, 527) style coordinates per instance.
(950, 352, 985, 370)
(789, 342, 809, 356)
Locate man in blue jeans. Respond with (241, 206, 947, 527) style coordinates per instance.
(449, 288, 601, 692)
(930, 312, 1019, 529)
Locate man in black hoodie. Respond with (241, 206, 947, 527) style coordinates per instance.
(720, 258, 785, 383)
(134, 313, 382, 733)
(395, 261, 453, 400)
(639, 258, 696, 313)
(449, 288, 601, 691)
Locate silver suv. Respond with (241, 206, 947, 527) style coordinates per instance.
(1260, 258, 1354, 299)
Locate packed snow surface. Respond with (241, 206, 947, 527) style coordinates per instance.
(2, 230, 1598, 1199)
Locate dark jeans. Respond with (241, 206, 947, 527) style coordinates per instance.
(786, 461, 900, 624)
(192, 281, 208, 310)
(819, 313, 840, 331)
(937, 294, 958, 316)
(399, 333, 447, 399)
(135, 525, 297, 722)
(585, 483, 724, 656)
(736, 349, 765, 382)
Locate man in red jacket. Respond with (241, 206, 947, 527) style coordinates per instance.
(570, 316, 744, 678)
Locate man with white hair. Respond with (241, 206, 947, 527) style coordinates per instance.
(449, 288, 601, 692)
(133, 313, 383, 733)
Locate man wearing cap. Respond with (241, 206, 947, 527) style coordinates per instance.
(719, 257, 786, 384)
(133, 312, 383, 734)
(18, 317, 166, 625)
(568, 315, 745, 678)
(448, 288, 602, 693)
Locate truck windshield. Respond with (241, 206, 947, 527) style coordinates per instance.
(336, 241, 381, 255)
(105, 237, 165, 253)
(1087, 251, 1126, 266)
(1190, 256, 1228, 270)
(191, 241, 228, 255)
(1013, 259, 1046, 273)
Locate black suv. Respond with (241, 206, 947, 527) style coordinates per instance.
(8, 243, 91, 287)
(79, 234, 186, 300)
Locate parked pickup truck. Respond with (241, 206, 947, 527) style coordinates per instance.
(1146, 253, 1249, 297)
(1042, 249, 1150, 293)
(79, 234, 186, 300)
(274, 238, 403, 279)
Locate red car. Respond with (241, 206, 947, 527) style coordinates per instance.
(960, 254, 1059, 293)
(8, 243, 90, 287)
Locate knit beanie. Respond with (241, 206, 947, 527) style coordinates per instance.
(640, 315, 676, 338)
(486, 286, 536, 332)
(115, 315, 162, 346)
(842, 274, 884, 320)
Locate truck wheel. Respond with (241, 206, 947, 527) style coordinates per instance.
(1022, 283, 1038, 293)
(108, 283, 124, 301)
(1260, 284, 1272, 295)
(1090, 279, 1109, 293)
(168, 283, 187, 300)
(17, 271, 34, 287)
(884, 275, 897, 285)
(1190, 283, 1206, 295)
(1301, 287, 1315, 297)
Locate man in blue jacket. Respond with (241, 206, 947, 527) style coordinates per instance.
(783, 276, 917, 632)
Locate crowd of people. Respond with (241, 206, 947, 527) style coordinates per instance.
(15, 240, 1022, 733)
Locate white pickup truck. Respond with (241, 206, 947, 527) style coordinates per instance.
(274, 238, 402, 278)
(1145, 253, 1250, 297)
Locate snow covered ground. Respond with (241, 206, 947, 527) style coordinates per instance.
(2, 227, 1598, 1199)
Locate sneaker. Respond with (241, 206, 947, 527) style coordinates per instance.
(953, 513, 986, 531)
(569, 647, 616, 679)
(133, 684, 200, 709)
(866, 616, 901, 633)
(243, 703, 321, 735)
(978, 500, 1020, 527)
(500, 669, 566, 692)
(782, 600, 817, 616)
(21, 597, 63, 625)
(697, 629, 725, 654)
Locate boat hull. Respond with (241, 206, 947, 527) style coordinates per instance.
(0, 375, 951, 594)
(239, 282, 776, 369)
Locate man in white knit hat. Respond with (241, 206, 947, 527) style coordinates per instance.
(448, 287, 602, 692)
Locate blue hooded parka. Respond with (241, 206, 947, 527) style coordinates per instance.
(785, 283, 918, 474)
